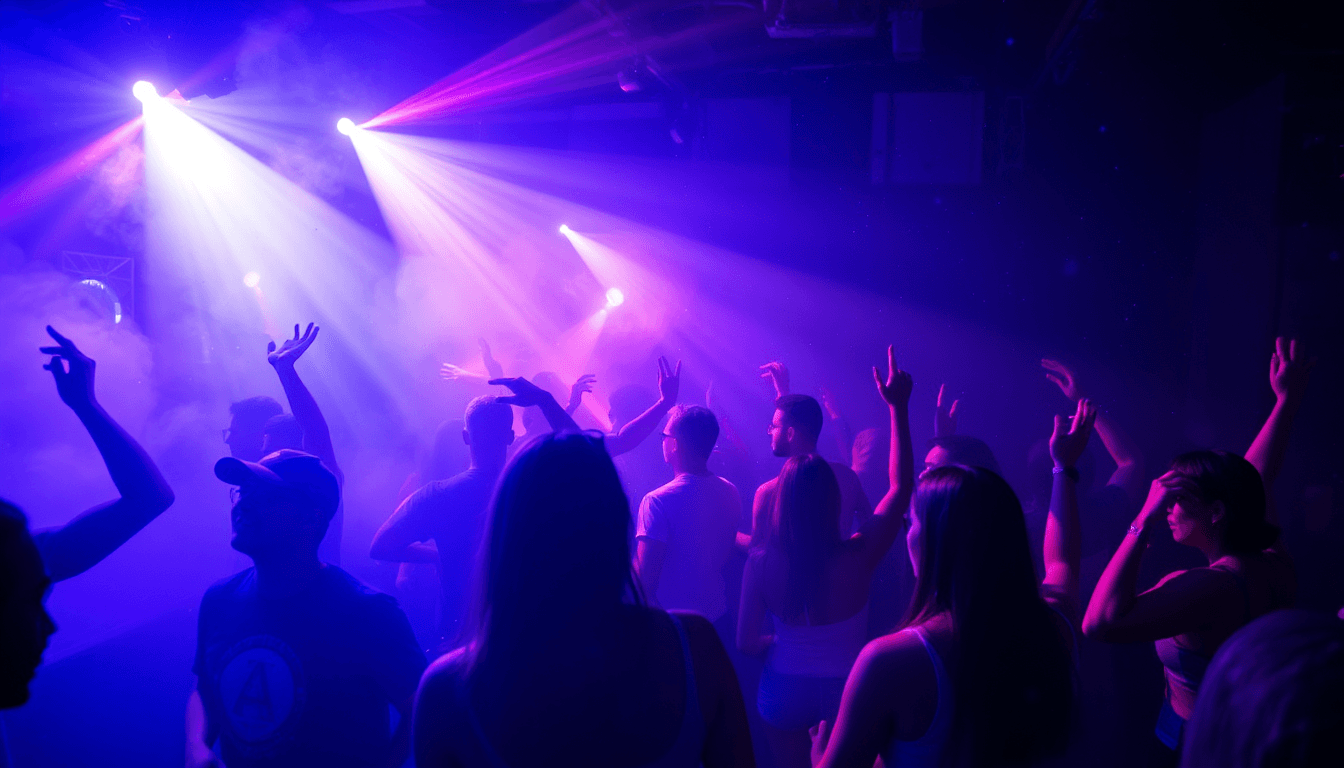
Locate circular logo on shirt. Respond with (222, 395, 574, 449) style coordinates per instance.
(217, 635, 305, 750)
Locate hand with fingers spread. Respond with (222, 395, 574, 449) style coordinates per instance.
(935, 383, 960, 437)
(656, 356, 681, 405)
(1135, 470, 1201, 531)
(872, 346, 913, 408)
(568, 373, 597, 413)
(39, 325, 98, 413)
(1268, 337, 1314, 403)
(1050, 398, 1098, 469)
(478, 338, 504, 380)
(268, 323, 319, 369)
(487, 377, 555, 408)
(759, 361, 789, 399)
(1041, 358, 1085, 401)
(439, 362, 480, 382)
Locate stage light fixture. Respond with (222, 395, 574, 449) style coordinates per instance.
(242, 271, 261, 288)
(336, 118, 356, 136)
(132, 81, 159, 102)
(559, 224, 571, 235)
(605, 287, 625, 308)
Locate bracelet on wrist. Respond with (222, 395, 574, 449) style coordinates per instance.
(1052, 465, 1080, 482)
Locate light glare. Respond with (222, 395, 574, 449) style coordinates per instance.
(336, 118, 356, 136)
(559, 223, 571, 235)
(605, 287, 625, 308)
(242, 271, 261, 288)
(132, 81, 158, 102)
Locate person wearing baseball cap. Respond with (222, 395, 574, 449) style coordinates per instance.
(186, 449, 426, 768)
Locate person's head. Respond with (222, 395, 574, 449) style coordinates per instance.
(922, 434, 1001, 477)
(769, 454, 842, 620)
(0, 501, 55, 709)
(463, 396, 515, 463)
(609, 383, 656, 428)
(471, 432, 634, 662)
(904, 465, 1073, 765)
(226, 396, 284, 461)
(1181, 609, 1344, 768)
(1166, 450, 1277, 556)
(261, 414, 303, 455)
(215, 450, 340, 562)
(662, 405, 718, 471)
(769, 394, 823, 457)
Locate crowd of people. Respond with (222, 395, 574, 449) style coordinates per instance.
(2, 323, 1340, 768)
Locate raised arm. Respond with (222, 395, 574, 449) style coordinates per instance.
(605, 357, 680, 457)
(856, 346, 913, 567)
(1041, 398, 1097, 626)
(934, 383, 960, 438)
(759, 361, 790, 399)
(488, 376, 580, 432)
(819, 385, 855, 465)
(1043, 359, 1146, 502)
(1246, 337, 1312, 501)
(567, 373, 596, 416)
(269, 324, 344, 485)
(32, 327, 176, 582)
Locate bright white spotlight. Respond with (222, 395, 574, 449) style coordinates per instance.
(132, 81, 159, 103)
(242, 271, 261, 288)
(605, 287, 625, 308)
(558, 223, 571, 235)
(336, 118, 356, 136)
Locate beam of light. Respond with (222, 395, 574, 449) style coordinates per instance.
(364, 2, 752, 128)
(605, 287, 625, 308)
(0, 116, 144, 228)
(132, 80, 159, 102)
(139, 96, 417, 422)
(336, 117, 357, 136)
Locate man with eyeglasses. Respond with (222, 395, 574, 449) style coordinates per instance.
(187, 449, 425, 768)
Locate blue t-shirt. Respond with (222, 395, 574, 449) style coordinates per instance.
(193, 565, 427, 768)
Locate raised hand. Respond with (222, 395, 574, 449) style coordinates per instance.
(1269, 337, 1314, 402)
(487, 377, 555, 408)
(478, 337, 504, 380)
(1137, 470, 1201, 528)
(439, 362, 480, 382)
(268, 323, 319, 369)
(568, 373, 597, 411)
(872, 345, 913, 407)
(818, 385, 843, 420)
(759, 361, 790, 399)
(1050, 398, 1098, 469)
(935, 383, 960, 437)
(657, 356, 681, 404)
(1042, 358, 1084, 401)
(808, 719, 832, 767)
(39, 325, 97, 412)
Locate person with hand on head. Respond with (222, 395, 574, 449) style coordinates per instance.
(809, 370, 1077, 768)
(635, 405, 741, 645)
(28, 326, 176, 583)
(1083, 338, 1308, 760)
(370, 377, 578, 651)
(187, 449, 426, 768)
(738, 346, 914, 768)
(413, 431, 754, 768)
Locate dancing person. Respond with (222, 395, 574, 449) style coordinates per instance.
(30, 326, 177, 582)
(635, 405, 741, 641)
(370, 382, 578, 649)
(0, 502, 57, 710)
(187, 450, 426, 768)
(224, 396, 283, 462)
(1180, 609, 1344, 768)
(1082, 338, 1309, 759)
(809, 407, 1081, 767)
(1042, 359, 1146, 503)
(412, 431, 754, 767)
(748, 393, 871, 548)
(738, 346, 913, 768)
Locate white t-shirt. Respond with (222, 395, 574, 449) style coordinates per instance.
(636, 473, 740, 622)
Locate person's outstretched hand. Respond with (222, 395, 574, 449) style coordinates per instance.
(440, 362, 479, 382)
(657, 356, 681, 404)
(568, 373, 597, 411)
(818, 385, 843, 421)
(1269, 337, 1314, 402)
(873, 345, 913, 407)
(478, 337, 504, 380)
(1050, 398, 1098, 469)
(40, 325, 97, 412)
(488, 377, 554, 408)
(759, 361, 790, 399)
(935, 383, 960, 437)
(1042, 358, 1085, 401)
(268, 323, 319, 369)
